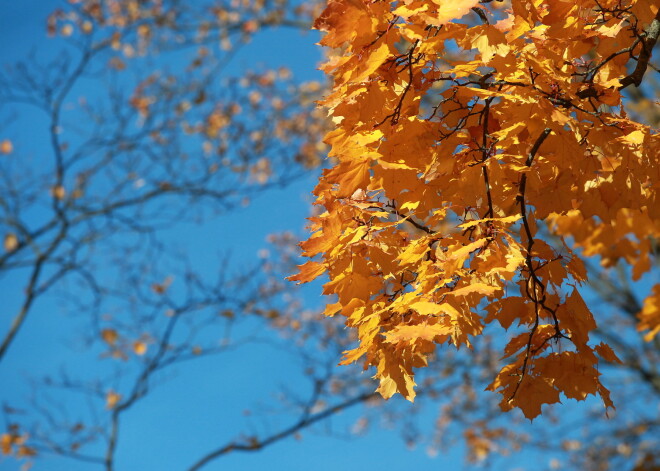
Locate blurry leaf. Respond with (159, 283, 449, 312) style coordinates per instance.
(60, 24, 73, 36)
(0, 140, 12, 154)
(151, 276, 173, 294)
(101, 329, 119, 346)
(105, 391, 122, 410)
(16, 445, 36, 457)
(0, 434, 12, 455)
(3, 233, 18, 253)
(638, 284, 660, 341)
(132, 341, 147, 356)
(51, 185, 66, 200)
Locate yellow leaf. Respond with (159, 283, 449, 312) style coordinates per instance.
(457, 215, 522, 230)
(638, 284, 660, 341)
(0, 140, 12, 154)
(106, 390, 122, 409)
(343, 41, 391, 85)
(133, 341, 147, 356)
(288, 261, 326, 284)
(1, 434, 13, 455)
(464, 26, 510, 63)
(383, 322, 452, 344)
(446, 283, 500, 298)
(51, 185, 66, 200)
(323, 301, 342, 317)
(411, 301, 461, 319)
(3, 233, 18, 253)
(619, 130, 645, 146)
(444, 238, 488, 273)
(395, 0, 480, 26)
(375, 375, 400, 400)
(375, 349, 417, 401)
(325, 158, 371, 198)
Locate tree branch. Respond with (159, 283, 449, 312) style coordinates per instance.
(620, 8, 660, 89)
(187, 392, 378, 471)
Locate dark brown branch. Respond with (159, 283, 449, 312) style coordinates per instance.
(0, 221, 68, 362)
(31, 444, 104, 465)
(508, 128, 552, 402)
(0, 41, 97, 362)
(587, 37, 642, 83)
(383, 202, 435, 234)
(103, 310, 183, 470)
(187, 392, 378, 471)
(620, 8, 660, 89)
(480, 98, 495, 219)
(472, 7, 489, 25)
(375, 40, 420, 127)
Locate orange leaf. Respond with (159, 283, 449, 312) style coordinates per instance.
(0, 140, 12, 154)
(133, 341, 147, 356)
(106, 390, 122, 409)
(512, 377, 561, 420)
(101, 328, 119, 346)
(594, 342, 622, 364)
(3, 233, 18, 253)
(383, 322, 452, 344)
(288, 261, 326, 284)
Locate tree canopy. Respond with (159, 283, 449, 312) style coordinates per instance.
(295, 0, 659, 420)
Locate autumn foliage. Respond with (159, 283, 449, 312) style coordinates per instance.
(294, 0, 660, 419)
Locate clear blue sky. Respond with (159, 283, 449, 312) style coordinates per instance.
(0, 2, 467, 470)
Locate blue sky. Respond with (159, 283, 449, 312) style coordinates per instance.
(0, 2, 465, 470)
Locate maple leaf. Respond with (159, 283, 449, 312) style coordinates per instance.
(638, 284, 660, 341)
(510, 376, 561, 420)
(288, 261, 326, 284)
(383, 322, 452, 344)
